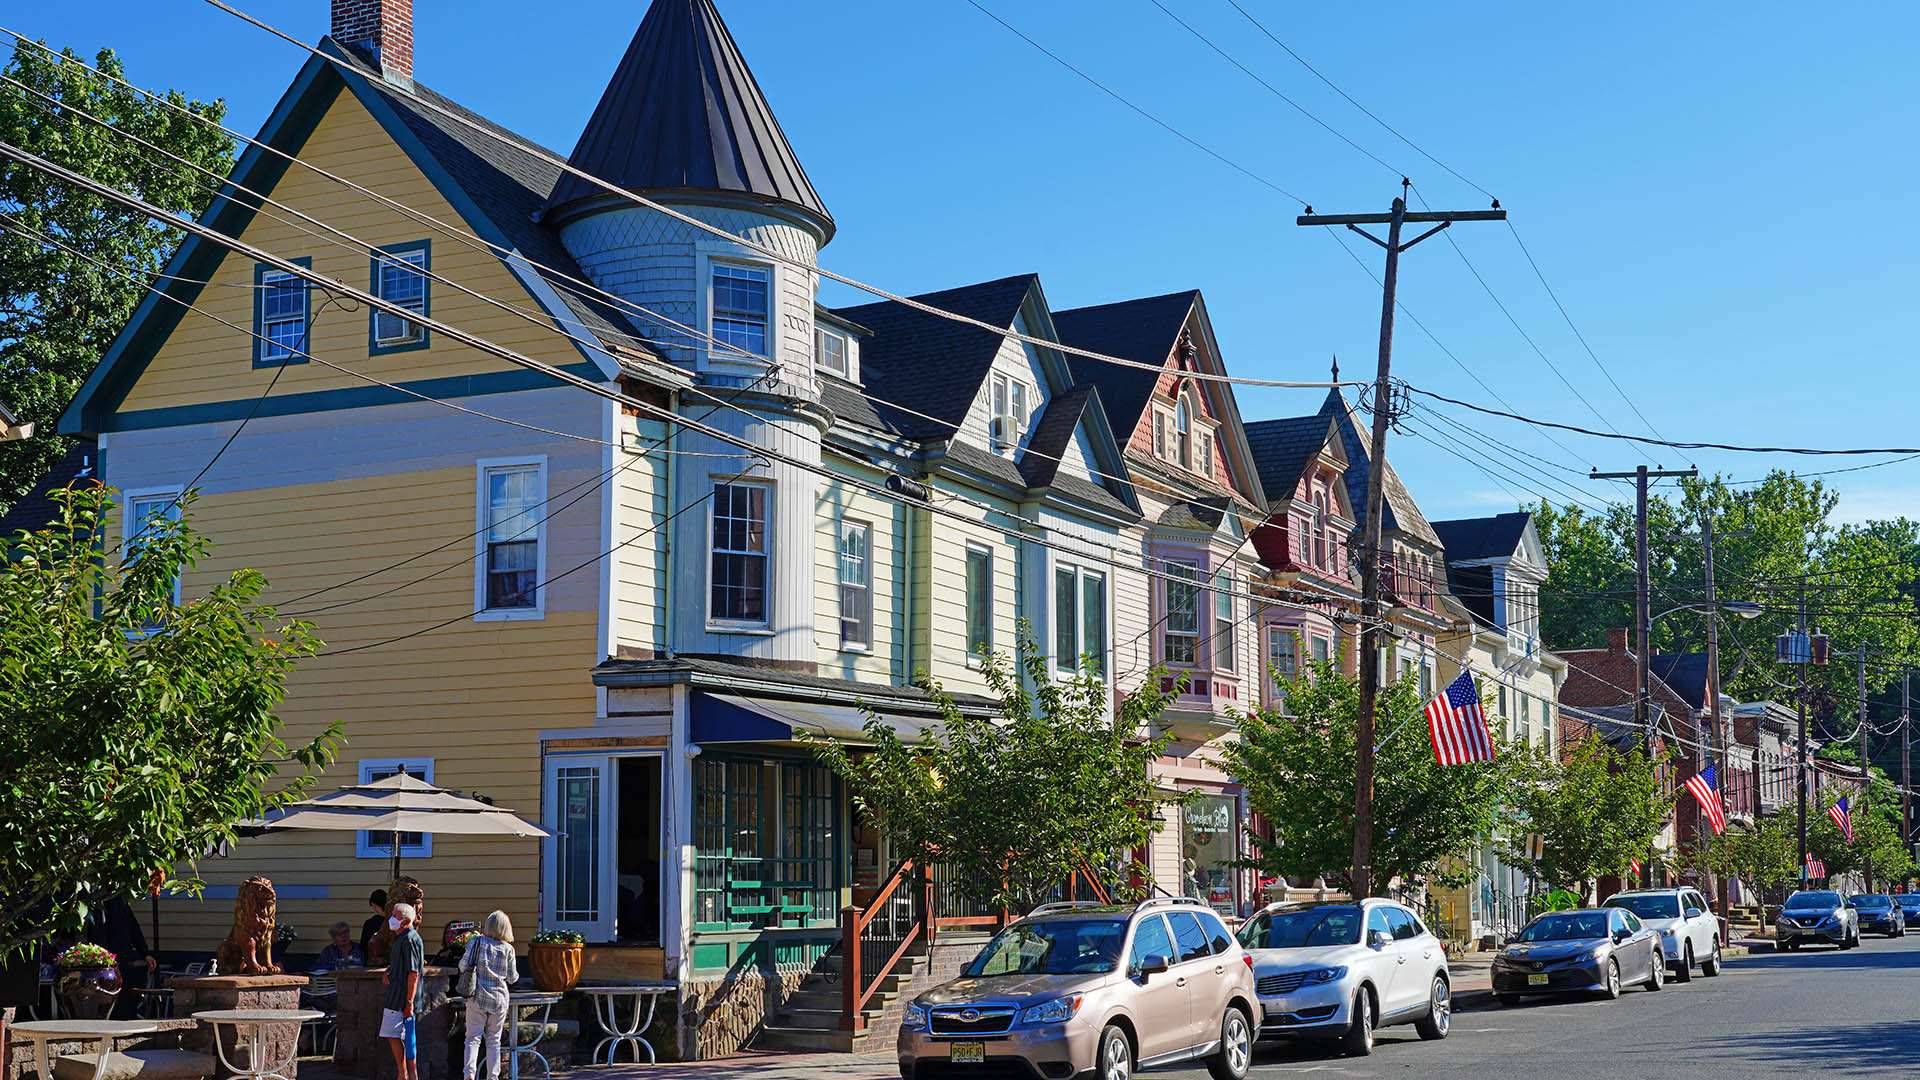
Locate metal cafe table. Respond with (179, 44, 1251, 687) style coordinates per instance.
(191, 1009, 324, 1080)
(576, 983, 674, 1065)
(502, 991, 565, 1080)
(11, 1020, 159, 1080)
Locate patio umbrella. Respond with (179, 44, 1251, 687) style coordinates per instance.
(258, 770, 547, 882)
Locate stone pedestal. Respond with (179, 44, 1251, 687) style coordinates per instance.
(334, 968, 454, 1080)
(168, 974, 308, 1079)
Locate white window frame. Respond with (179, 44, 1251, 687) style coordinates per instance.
(989, 372, 1028, 453)
(1051, 560, 1108, 678)
(1174, 394, 1193, 468)
(357, 758, 435, 859)
(257, 267, 308, 364)
(838, 518, 872, 652)
(1162, 559, 1201, 666)
(372, 245, 429, 347)
(707, 258, 774, 360)
(474, 456, 548, 622)
(1153, 408, 1171, 460)
(965, 542, 994, 667)
(708, 479, 774, 630)
(816, 326, 850, 378)
(1211, 569, 1235, 673)
(123, 487, 185, 607)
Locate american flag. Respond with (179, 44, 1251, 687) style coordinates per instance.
(1628, 857, 1642, 877)
(1685, 764, 1727, 835)
(1804, 852, 1827, 879)
(1828, 796, 1854, 842)
(1425, 671, 1495, 765)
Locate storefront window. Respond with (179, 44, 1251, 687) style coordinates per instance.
(693, 753, 838, 931)
(1181, 795, 1238, 917)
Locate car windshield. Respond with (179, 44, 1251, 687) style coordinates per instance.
(1239, 906, 1362, 949)
(964, 919, 1126, 977)
(1606, 895, 1680, 920)
(1901, 897, 1920, 907)
(1516, 913, 1610, 942)
(1786, 892, 1842, 911)
(1851, 895, 1891, 909)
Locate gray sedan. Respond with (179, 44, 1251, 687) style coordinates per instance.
(1491, 908, 1664, 1005)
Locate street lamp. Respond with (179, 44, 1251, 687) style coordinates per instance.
(1654, 600, 1765, 622)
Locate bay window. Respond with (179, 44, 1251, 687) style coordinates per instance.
(1211, 569, 1235, 672)
(1163, 561, 1200, 665)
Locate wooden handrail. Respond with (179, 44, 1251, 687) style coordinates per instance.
(854, 858, 915, 935)
(843, 858, 925, 1032)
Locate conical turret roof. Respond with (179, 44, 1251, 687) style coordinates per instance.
(542, 0, 832, 238)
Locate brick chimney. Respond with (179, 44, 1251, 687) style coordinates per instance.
(332, 0, 413, 84)
(1607, 626, 1630, 655)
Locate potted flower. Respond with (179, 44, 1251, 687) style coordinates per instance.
(273, 923, 298, 967)
(528, 930, 585, 992)
(53, 944, 123, 1020)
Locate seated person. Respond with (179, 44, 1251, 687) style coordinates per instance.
(303, 921, 365, 1013)
(432, 920, 478, 967)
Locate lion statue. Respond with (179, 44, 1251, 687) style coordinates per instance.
(214, 876, 280, 975)
(366, 877, 425, 968)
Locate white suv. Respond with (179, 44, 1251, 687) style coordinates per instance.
(1237, 899, 1450, 1057)
(1603, 887, 1722, 981)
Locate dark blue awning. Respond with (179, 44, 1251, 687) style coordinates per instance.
(689, 693, 942, 745)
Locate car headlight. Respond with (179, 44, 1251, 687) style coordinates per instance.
(1303, 966, 1347, 984)
(1021, 996, 1083, 1025)
(1581, 947, 1607, 962)
(903, 1005, 927, 1031)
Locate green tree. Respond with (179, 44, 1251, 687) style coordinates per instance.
(1504, 736, 1667, 893)
(0, 486, 337, 958)
(1810, 794, 1913, 887)
(1225, 660, 1514, 897)
(804, 631, 1181, 912)
(0, 43, 234, 512)
(1694, 817, 1797, 896)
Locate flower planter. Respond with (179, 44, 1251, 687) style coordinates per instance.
(528, 942, 584, 992)
(54, 963, 123, 1020)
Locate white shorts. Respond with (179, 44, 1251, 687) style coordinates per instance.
(379, 1009, 414, 1040)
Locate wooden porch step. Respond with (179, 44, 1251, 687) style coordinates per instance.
(756, 1025, 871, 1054)
(775, 1006, 846, 1028)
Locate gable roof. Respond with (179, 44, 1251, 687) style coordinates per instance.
(1321, 389, 1441, 548)
(541, 0, 831, 238)
(0, 439, 97, 538)
(1243, 414, 1340, 505)
(829, 274, 1037, 440)
(60, 42, 657, 436)
(1431, 512, 1532, 563)
(1651, 653, 1712, 711)
(1051, 290, 1199, 438)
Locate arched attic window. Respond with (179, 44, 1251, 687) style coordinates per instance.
(1174, 391, 1192, 469)
(1312, 491, 1328, 569)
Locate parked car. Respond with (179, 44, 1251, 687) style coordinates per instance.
(1491, 908, 1664, 1005)
(1602, 886, 1723, 980)
(1895, 893, 1920, 926)
(898, 897, 1258, 1080)
(1775, 890, 1859, 950)
(1847, 894, 1905, 937)
(1236, 899, 1450, 1057)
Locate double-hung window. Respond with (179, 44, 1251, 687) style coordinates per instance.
(358, 758, 434, 858)
(711, 482, 769, 624)
(1266, 627, 1297, 680)
(371, 243, 429, 350)
(254, 259, 310, 365)
(838, 519, 870, 650)
(124, 490, 184, 629)
(1211, 569, 1235, 672)
(1163, 561, 1200, 665)
(477, 459, 543, 616)
(712, 263, 770, 357)
(965, 544, 993, 664)
(1052, 562, 1107, 676)
(989, 372, 1027, 452)
(816, 327, 848, 377)
(1174, 396, 1192, 468)
(1520, 694, 1532, 744)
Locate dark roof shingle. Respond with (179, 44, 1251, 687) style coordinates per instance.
(1242, 414, 1335, 504)
(1431, 513, 1531, 563)
(1052, 291, 1198, 437)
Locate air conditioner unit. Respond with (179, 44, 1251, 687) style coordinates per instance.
(991, 415, 1015, 449)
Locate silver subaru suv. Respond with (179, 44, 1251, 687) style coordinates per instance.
(898, 897, 1259, 1080)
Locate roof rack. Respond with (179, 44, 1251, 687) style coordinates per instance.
(1027, 901, 1107, 918)
(1134, 896, 1207, 912)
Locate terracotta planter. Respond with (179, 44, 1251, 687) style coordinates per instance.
(54, 964, 123, 1020)
(528, 942, 583, 992)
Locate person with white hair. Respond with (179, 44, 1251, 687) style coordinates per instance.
(380, 902, 424, 1080)
(459, 911, 517, 1080)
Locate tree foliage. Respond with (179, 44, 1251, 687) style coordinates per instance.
(1809, 793, 1913, 887)
(1225, 660, 1514, 896)
(1503, 736, 1667, 893)
(804, 631, 1182, 912)
(0, 43, 234, 512)
(0, 485, 337, 958)
(1693, 817, 1798, 894)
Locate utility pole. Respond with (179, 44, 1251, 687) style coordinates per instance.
(1678, 512, 1747, 917)
(1903, 672, 1911, 876)
(1859, 645, 1872, 892)
(1592, 464, 1695, 888)
(1298, 183, 1504, 899)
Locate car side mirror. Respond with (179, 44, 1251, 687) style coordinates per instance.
(1613, 929, 1631, 943)
(1137, 954, 1170, 979)
(1368, 930, 1393, 950)
(1685, 908, 1704, 919)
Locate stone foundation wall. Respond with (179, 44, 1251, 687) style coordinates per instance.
(170, 974, 307, 1080)
(6, 1019, 200, 1080)
(678, 964, 812, 1060)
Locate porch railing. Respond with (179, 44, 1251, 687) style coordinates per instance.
(841, 859, 924, 1032)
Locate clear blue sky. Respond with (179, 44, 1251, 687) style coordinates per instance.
(14, 0, 1918, 523)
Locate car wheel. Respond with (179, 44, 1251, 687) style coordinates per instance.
(1096, 1025, 1132, 1080)
(1674, 944, 1693, 982)
(1205, 1007, 1253, 1080)
(1599, 959, 1622, 1000)
(1497, 993, 1521, 1008)
(1782, 940, 1798, 952)
(1701, 938, 1722, 977)
(1643, 948, 1663, 991)
(1340, 989, 1374, 1057)
(1414, 976, 1450, 1040)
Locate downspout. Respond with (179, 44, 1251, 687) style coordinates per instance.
(901, 494, 915, 683)
(662, 392, 678, 659)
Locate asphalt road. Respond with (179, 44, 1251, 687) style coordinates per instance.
(1165, 933, 1920, 1079)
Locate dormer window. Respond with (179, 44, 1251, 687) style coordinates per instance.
(990, 371, 1028, 452)
(815, 327, 849, 378)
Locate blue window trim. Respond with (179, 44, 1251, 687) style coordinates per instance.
(368, 239, 432, 357)
(252, 256, 312, 368)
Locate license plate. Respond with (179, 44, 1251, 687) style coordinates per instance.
(1527, 974, 1549, 986)
(949, 1043, 986, 1064)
